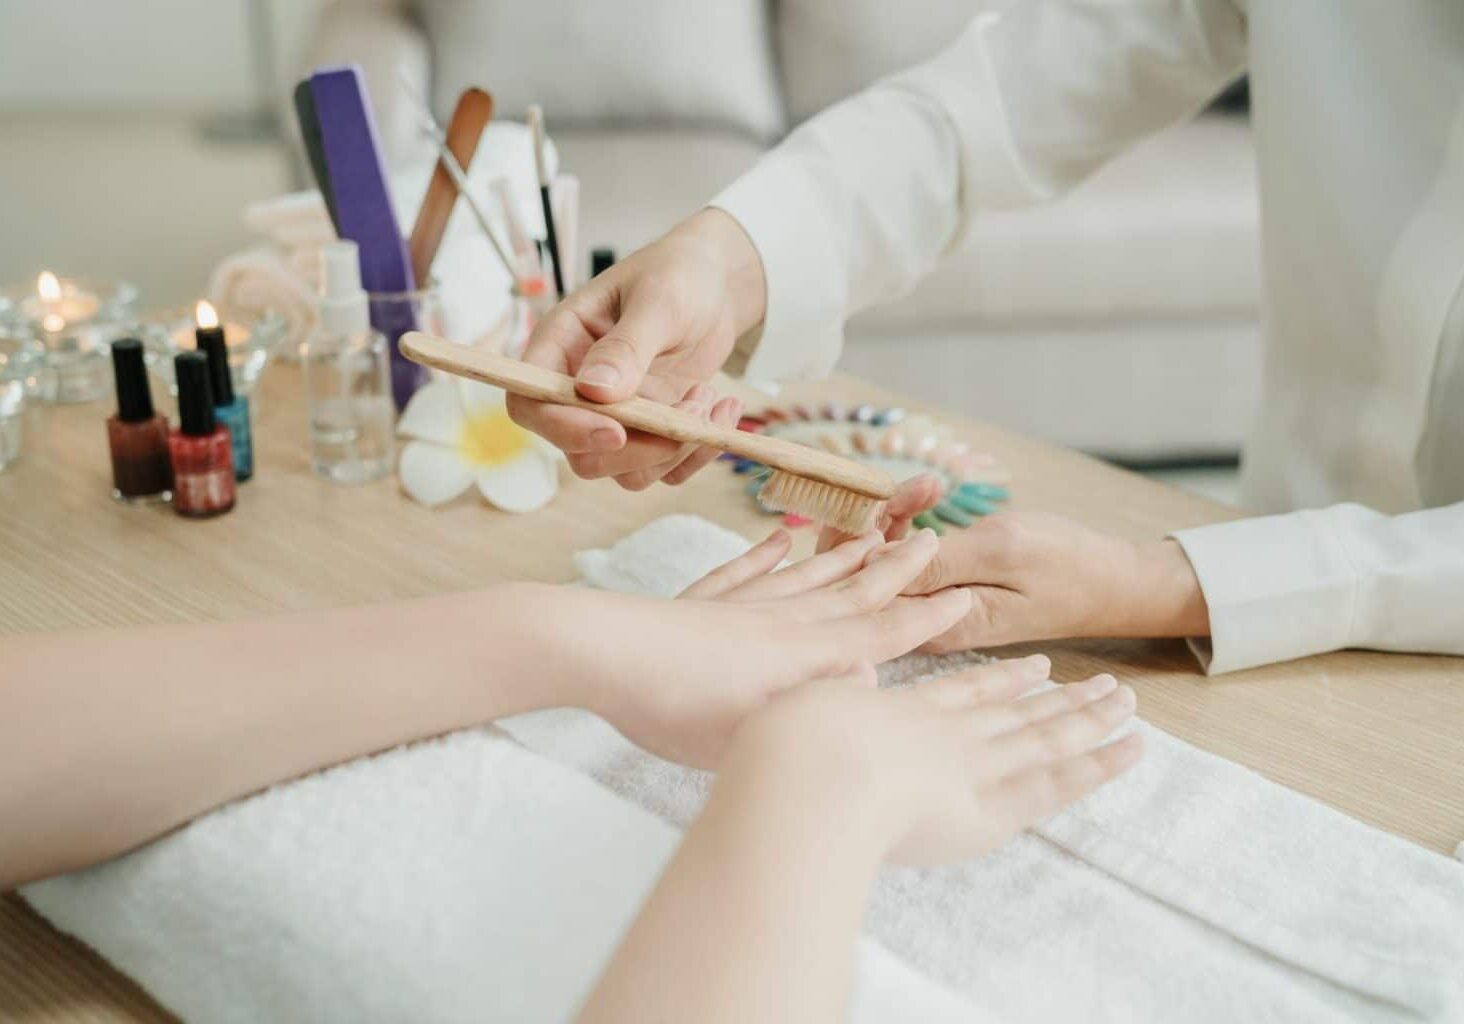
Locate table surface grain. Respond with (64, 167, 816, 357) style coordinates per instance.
(3, 364, 1462, 1022)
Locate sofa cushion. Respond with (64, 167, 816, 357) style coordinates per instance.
(853, 115, 1261, 330)
(777, 0, 989, 123)
(553, 129, 764, 273)
(419, 0, 786, 142)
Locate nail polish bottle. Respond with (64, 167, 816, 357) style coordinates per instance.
(196, 322, 252, 481)
(106, 338, 172, 503)
(168, 352, 235, 518)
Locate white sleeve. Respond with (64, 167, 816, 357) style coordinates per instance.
(1172, 503, 1464, 674)
(711, 1, 1248, 384)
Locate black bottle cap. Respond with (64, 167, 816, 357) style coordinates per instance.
(591, 248, 616, 278)
(175, 351, 216, 436)
(196, 327, 235, 405)
(111, 338, 155, 422)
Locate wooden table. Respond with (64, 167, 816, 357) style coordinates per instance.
(3, 364, 1462, 1022)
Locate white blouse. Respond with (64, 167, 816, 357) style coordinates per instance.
(713, 0, 1464, 673)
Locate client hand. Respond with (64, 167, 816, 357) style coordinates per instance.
(506, 208, 766, 490)
(897, 512, 1211, 651)
(725, 656, 1143, 866)
(550, 528, 969, 769)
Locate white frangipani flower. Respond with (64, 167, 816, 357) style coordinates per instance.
(396, 376, 560, 511)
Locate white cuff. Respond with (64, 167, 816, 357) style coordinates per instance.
(1171, 510, 1361, 675)
(710, 162, 847, 386)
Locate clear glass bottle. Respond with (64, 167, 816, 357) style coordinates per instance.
(303, 241, 396, 484)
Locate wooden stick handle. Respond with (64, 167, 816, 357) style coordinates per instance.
(399, 332, 896, 499)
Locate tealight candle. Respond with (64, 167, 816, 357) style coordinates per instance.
(22, 271, 101, 326)
(170, 300, 251, 354)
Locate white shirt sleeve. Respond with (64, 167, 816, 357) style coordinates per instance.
(711, 1, 1248, 383)
(1172, 503, 1464, 674)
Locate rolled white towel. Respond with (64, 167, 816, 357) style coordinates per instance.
(207, 246, 320, 357)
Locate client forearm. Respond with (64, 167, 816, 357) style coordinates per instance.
(579, 733, 882, 1024)
(0, 583, 573, 888)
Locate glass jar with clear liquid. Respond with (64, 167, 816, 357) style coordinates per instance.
(304, 240, 396, 484)
(304, 329, 395, 483)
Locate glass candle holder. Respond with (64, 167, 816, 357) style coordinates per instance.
(139, 306, 287, 399)
(0, 335, 44, 398)
(0, 277, 139, 404)
(368, 284, 442, 410)
(0, 380, 24, 472)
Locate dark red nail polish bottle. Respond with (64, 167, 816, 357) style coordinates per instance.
(168, 351, 235, 518)
(107, 338, 172, 502)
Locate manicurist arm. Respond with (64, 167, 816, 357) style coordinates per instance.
(0, 530, 969, 889)
(579, 658, 1142, 1023)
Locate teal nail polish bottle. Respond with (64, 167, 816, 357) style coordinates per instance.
(196, 326, 252, 482)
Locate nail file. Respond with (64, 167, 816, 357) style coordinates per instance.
(292, 80, 341, 233)
(409, 88, 495, 284)
(309, 64, 422, 408)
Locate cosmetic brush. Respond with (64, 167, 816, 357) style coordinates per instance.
(551, 173, 580, 292)
(491, 176, 539, 279)
(396, 73, 518, 281)
(400, 331, 895, 532)
(527, 105, 566, 298)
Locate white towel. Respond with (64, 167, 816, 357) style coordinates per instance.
(514, 514, 1464, 1023)
(21, 648, 970, 1014)
(207, 246, 321, 356)
(22, 515, 1464, 1023)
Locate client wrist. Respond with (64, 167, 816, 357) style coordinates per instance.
(676, 208, 768, 337)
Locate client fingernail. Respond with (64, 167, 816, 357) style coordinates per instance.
(1022, 654, 1051, 677)
(1089, 674, 1118, 695)
(579, 365, 620, 388)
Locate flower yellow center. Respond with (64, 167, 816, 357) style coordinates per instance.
(457, 408, 531, 467)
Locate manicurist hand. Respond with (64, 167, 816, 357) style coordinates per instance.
(546, 527, 971, 769)
(506, 208, 767, 489)
(898, 511, 1212, 651)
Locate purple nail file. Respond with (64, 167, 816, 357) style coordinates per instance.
(310, 64, 426, 409)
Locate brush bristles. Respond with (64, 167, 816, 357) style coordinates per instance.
(759, 470, 885, 534)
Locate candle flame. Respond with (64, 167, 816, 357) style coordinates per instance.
(41, 313, 66, 333)
(195, 300, 219, 329)
(37, 271, 61, 302)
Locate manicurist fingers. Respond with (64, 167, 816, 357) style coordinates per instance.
(679, 530, 792, 599)
(915, 655, 1051, 709)
(985, 733, 1144, 830)
(981, 683, 1137, 774)
(660, 397, 743, 487)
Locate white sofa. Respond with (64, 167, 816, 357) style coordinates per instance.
(307, 0, 1261, 463)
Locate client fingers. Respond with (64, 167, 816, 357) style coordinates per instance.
(818, 529, 941, 618)
(981, 683, 1137, 775)
(984, 734, 1144, 833)
(730, 531, 881, 603)
(916, 655, 1051, 709)
(679, 530, 792, 599)
(826, 589, 973, 667)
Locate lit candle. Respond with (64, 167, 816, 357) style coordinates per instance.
(22, 271, 101, 330)
(171, 300, 251, 353)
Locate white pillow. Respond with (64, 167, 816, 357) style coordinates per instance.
(419, 0, 787, 142)
(776, 0, 990, 123)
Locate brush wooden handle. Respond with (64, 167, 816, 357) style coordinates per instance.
(400, 331, 896, 499)
(409, 88, 494, 283)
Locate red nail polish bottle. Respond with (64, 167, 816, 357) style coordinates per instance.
(168, 351, 235, 518)
(107, 338, 172, 502)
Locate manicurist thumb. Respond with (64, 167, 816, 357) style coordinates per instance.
(573, 287, 681, 404)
